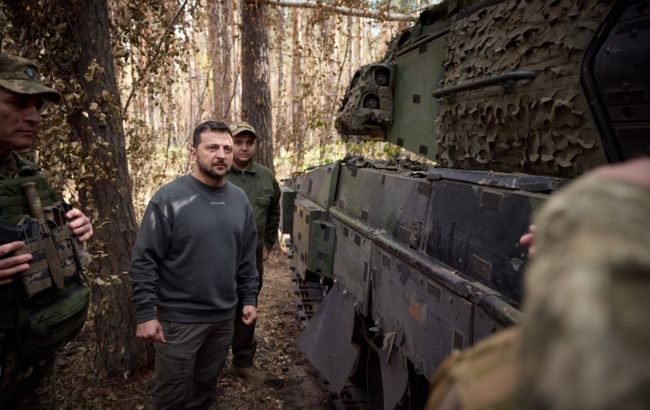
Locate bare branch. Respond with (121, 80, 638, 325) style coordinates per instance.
(122, 0, 190, 114)
(257, 0, 418, 22)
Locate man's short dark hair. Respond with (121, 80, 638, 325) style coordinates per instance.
(192, 121, 232, 148)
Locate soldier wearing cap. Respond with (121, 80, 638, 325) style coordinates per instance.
(0, 53, 93, 408)
(226, 121, 280, 383)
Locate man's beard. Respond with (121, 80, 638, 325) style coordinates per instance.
(196, 156, 228, 180)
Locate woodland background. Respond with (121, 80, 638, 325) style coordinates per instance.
(0, 0, 432, 379)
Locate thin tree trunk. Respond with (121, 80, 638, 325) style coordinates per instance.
(147, 87, 156, 132)
(222, 0, 234, 122)
(208, 0, 223, 119)
(273, 7, 285, 152)
(290, 7, 303, 172)
(319, 14, 333, 163)
(241, 1, 274, 171)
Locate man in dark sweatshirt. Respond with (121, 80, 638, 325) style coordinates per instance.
(129, 120, 259, 410)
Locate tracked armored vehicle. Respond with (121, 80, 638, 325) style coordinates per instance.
(280, 0, 650, 408)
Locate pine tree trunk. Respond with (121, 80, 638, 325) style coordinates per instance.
(274, 8, 286, 148)
(290, 8, 304, 172)
(241, 1, 274, 171)
(59, 0, 152, 377)
(222, 0, 235, 122)
(208, 0, 223, 119)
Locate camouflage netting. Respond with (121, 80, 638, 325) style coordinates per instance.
(437, 0, 615, 177)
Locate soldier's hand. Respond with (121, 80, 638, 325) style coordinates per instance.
(0, 241, 32, 285)
(519, 225, 536, 257)
(136, 319, 166, 343)
(66, 208, 94, 242)
(242, 305, 257, 326)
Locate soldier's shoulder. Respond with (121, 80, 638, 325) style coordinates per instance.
(426, 327, 520, 410)
(252, 162, 275, 177)
(0, 152, 41, 179)
(252, 162, 279, 189)
(225, 180, 248, 199)
(13, 152, 39, 170)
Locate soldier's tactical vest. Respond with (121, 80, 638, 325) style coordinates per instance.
(0, 171, 89, 362)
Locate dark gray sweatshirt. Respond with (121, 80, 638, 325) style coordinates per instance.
(129, 175, 259, 324)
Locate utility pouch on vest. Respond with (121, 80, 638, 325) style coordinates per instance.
(0, 218, 52, 297)
(16, 277, 90, 361)
(0, 180, 87, 298)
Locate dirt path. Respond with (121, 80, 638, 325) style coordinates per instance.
(55, 248, 333, 409)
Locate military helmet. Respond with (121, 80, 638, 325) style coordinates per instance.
(230, 121, 258, 139)
(0, 53, 61, 103)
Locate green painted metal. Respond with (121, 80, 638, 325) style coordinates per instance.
(279, 185, 297, 234)
(388, 25, 447, 161)
(307, 219, 335, 278)
(291, 196, 335, 279)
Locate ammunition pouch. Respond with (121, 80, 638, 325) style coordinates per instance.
(0, 212, 86, 298)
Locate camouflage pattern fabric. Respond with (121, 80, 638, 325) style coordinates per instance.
(231, 121, 259, 139)
(0, 154, 57, 409)
(425, 327, 520, 410)
(0, 353, 56, 410)
(520, 174, 650, 410)
(0, 53, 60, 102)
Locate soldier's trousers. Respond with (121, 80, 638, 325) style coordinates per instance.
(154, 319, 234, 410)
(0, 351, 56, 410)
(231, 247, 263, 368)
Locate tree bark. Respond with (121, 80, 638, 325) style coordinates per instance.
(273, 7, 286, 148)
(58, 0, 151, 377)
(240, 1, 275, 171)
(222, 0, 235, 122)
(290, 7, 304, 172)
(208, 0, 223, 119)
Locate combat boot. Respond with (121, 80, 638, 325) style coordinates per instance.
(231, 364, 266, 385)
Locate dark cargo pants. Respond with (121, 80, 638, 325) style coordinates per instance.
(154, 319, 233, 410)
(231, 246, 263, 368)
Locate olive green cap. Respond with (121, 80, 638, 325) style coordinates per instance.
(0, 53, 61, 103)
(231, 121, 258, 139)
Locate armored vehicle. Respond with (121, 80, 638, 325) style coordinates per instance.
(280, 0, 649, 408)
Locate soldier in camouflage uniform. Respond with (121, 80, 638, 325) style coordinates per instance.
(226, 121, 280, 384)
(426, 158, 650, 410)
(0, 53, 93, 409)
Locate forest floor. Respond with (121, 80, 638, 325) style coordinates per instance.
(54, 247, 334, 409)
